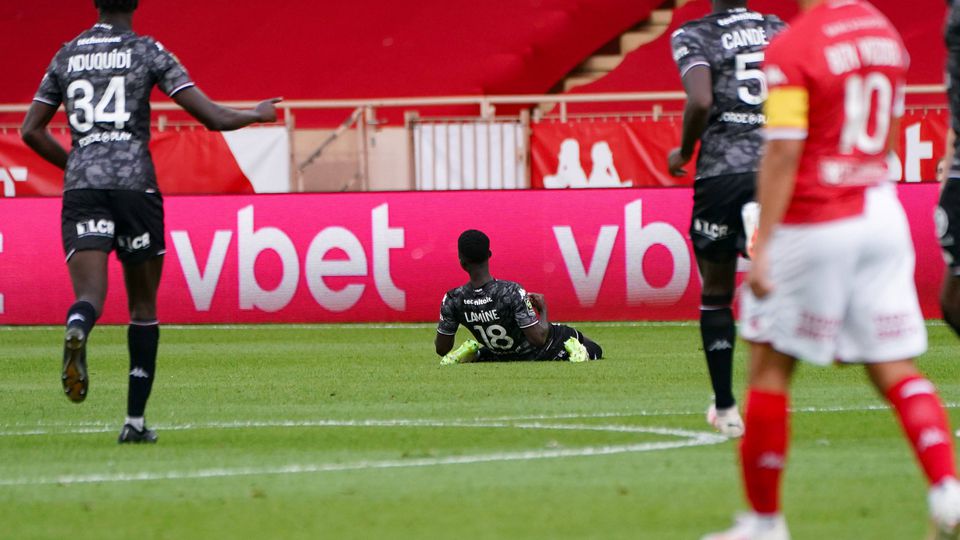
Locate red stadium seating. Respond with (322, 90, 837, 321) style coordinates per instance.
(573, 0, 947, 101)
(1, 0, 661, 103)
(1, 0, 947, 125)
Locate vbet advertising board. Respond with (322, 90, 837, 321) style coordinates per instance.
(0, 186, 945, 324)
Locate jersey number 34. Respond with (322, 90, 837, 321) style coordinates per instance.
(67, 76, 131, 132)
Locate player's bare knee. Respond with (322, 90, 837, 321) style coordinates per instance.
(747, 344, 794, 391)
(128, 302, 157, 322)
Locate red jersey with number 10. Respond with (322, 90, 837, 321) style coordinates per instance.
(763, 0, 908, 224)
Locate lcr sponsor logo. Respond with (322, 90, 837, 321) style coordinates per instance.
(118, 232, 151, 251)
(693, 219, 730, 240)
(77, 219, 115, 237)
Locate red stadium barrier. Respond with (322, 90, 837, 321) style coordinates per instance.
(531, 111, 949, 188)
(0, 186, 945, 324)
(0, 128, 289, 196)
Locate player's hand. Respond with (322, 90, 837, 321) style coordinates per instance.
(255, 97, 283, 123)
(667, 148, 690, 177)
(527, 292, 546, 312)
(747, 248, 774, 299)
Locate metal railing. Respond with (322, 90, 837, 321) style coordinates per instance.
(0, 86, 948, 192)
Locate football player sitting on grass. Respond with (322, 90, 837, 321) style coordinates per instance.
(435, 230, 602, 365)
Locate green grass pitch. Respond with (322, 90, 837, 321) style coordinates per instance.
(0, 322, 957, 539)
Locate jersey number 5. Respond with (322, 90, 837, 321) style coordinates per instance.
(67, 76, 131, 133)
(736, 52, 768, 106)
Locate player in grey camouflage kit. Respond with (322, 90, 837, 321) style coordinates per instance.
(20, 0, 280, 443)
(667, 1, 785, 437)
(938, 0, 960, 339)
(435, 230, 602, 364)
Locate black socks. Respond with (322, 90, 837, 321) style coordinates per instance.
(127, 323, 159, 417)
(66, 301, 97, 337)
(700, 307, 736, 410)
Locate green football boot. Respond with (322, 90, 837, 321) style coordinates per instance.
(564, 337, 589, 363)
(441, 339, 481, 366)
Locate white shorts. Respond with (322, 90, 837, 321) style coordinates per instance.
(740, 184, 927, 366)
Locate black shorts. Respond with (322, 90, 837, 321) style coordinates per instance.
(937, 180, 960, 275)
(690, 173, 756, 262)
(476, 324, 583, 362)
(536, 324, 584, 360)
(62, 189, 165, 265)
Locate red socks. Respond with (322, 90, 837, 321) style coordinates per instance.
(886, 376, 957, 485)
(738, 376, 955, 516)
(740, 388, 789, 515)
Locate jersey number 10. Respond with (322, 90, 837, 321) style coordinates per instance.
(67, 76, 131, 133)
(840, 73, 894, 156)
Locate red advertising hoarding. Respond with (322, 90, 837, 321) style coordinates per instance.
(531, 111, 950, 188)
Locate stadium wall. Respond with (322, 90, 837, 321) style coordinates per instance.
(0, 185, 944, 325)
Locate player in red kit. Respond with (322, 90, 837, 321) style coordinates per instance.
(703, 1, 960, 539)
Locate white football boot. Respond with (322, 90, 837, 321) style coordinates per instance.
(702, 513, 790, 540)
(929, 478, 960, 540)
(707, 403, 746, 438)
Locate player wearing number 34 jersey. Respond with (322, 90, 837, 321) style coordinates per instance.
(435, 230, 602, 364)
(21, 0, 280, 444)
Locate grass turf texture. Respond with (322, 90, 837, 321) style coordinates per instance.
(0, 323, 957, 540)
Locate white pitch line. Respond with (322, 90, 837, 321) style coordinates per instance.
(0, 422, 725, 487)
(0, 436, 724, 487)
(0, 418, 708, 438)
(1, 403, 958, 437)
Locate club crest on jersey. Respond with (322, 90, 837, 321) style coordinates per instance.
(76, 219, 115, 237)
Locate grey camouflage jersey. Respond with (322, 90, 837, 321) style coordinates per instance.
(34, 23, 194, 192)
(948, 0, 960, 178)
(437, 279, 539, 358)
(671, 8, 786, 180)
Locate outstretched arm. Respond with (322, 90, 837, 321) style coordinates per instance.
(668, 65, 712, 177)
(522, 293, 550, 348)
(173, 87, 281, 132)
(20, 102, 68, 170)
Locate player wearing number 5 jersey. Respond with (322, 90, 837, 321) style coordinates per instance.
(435, 230, 602, 365)
(705, 1, 960, 539)
(20, 0, 280, 443)
(668, 1, 786, 438)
